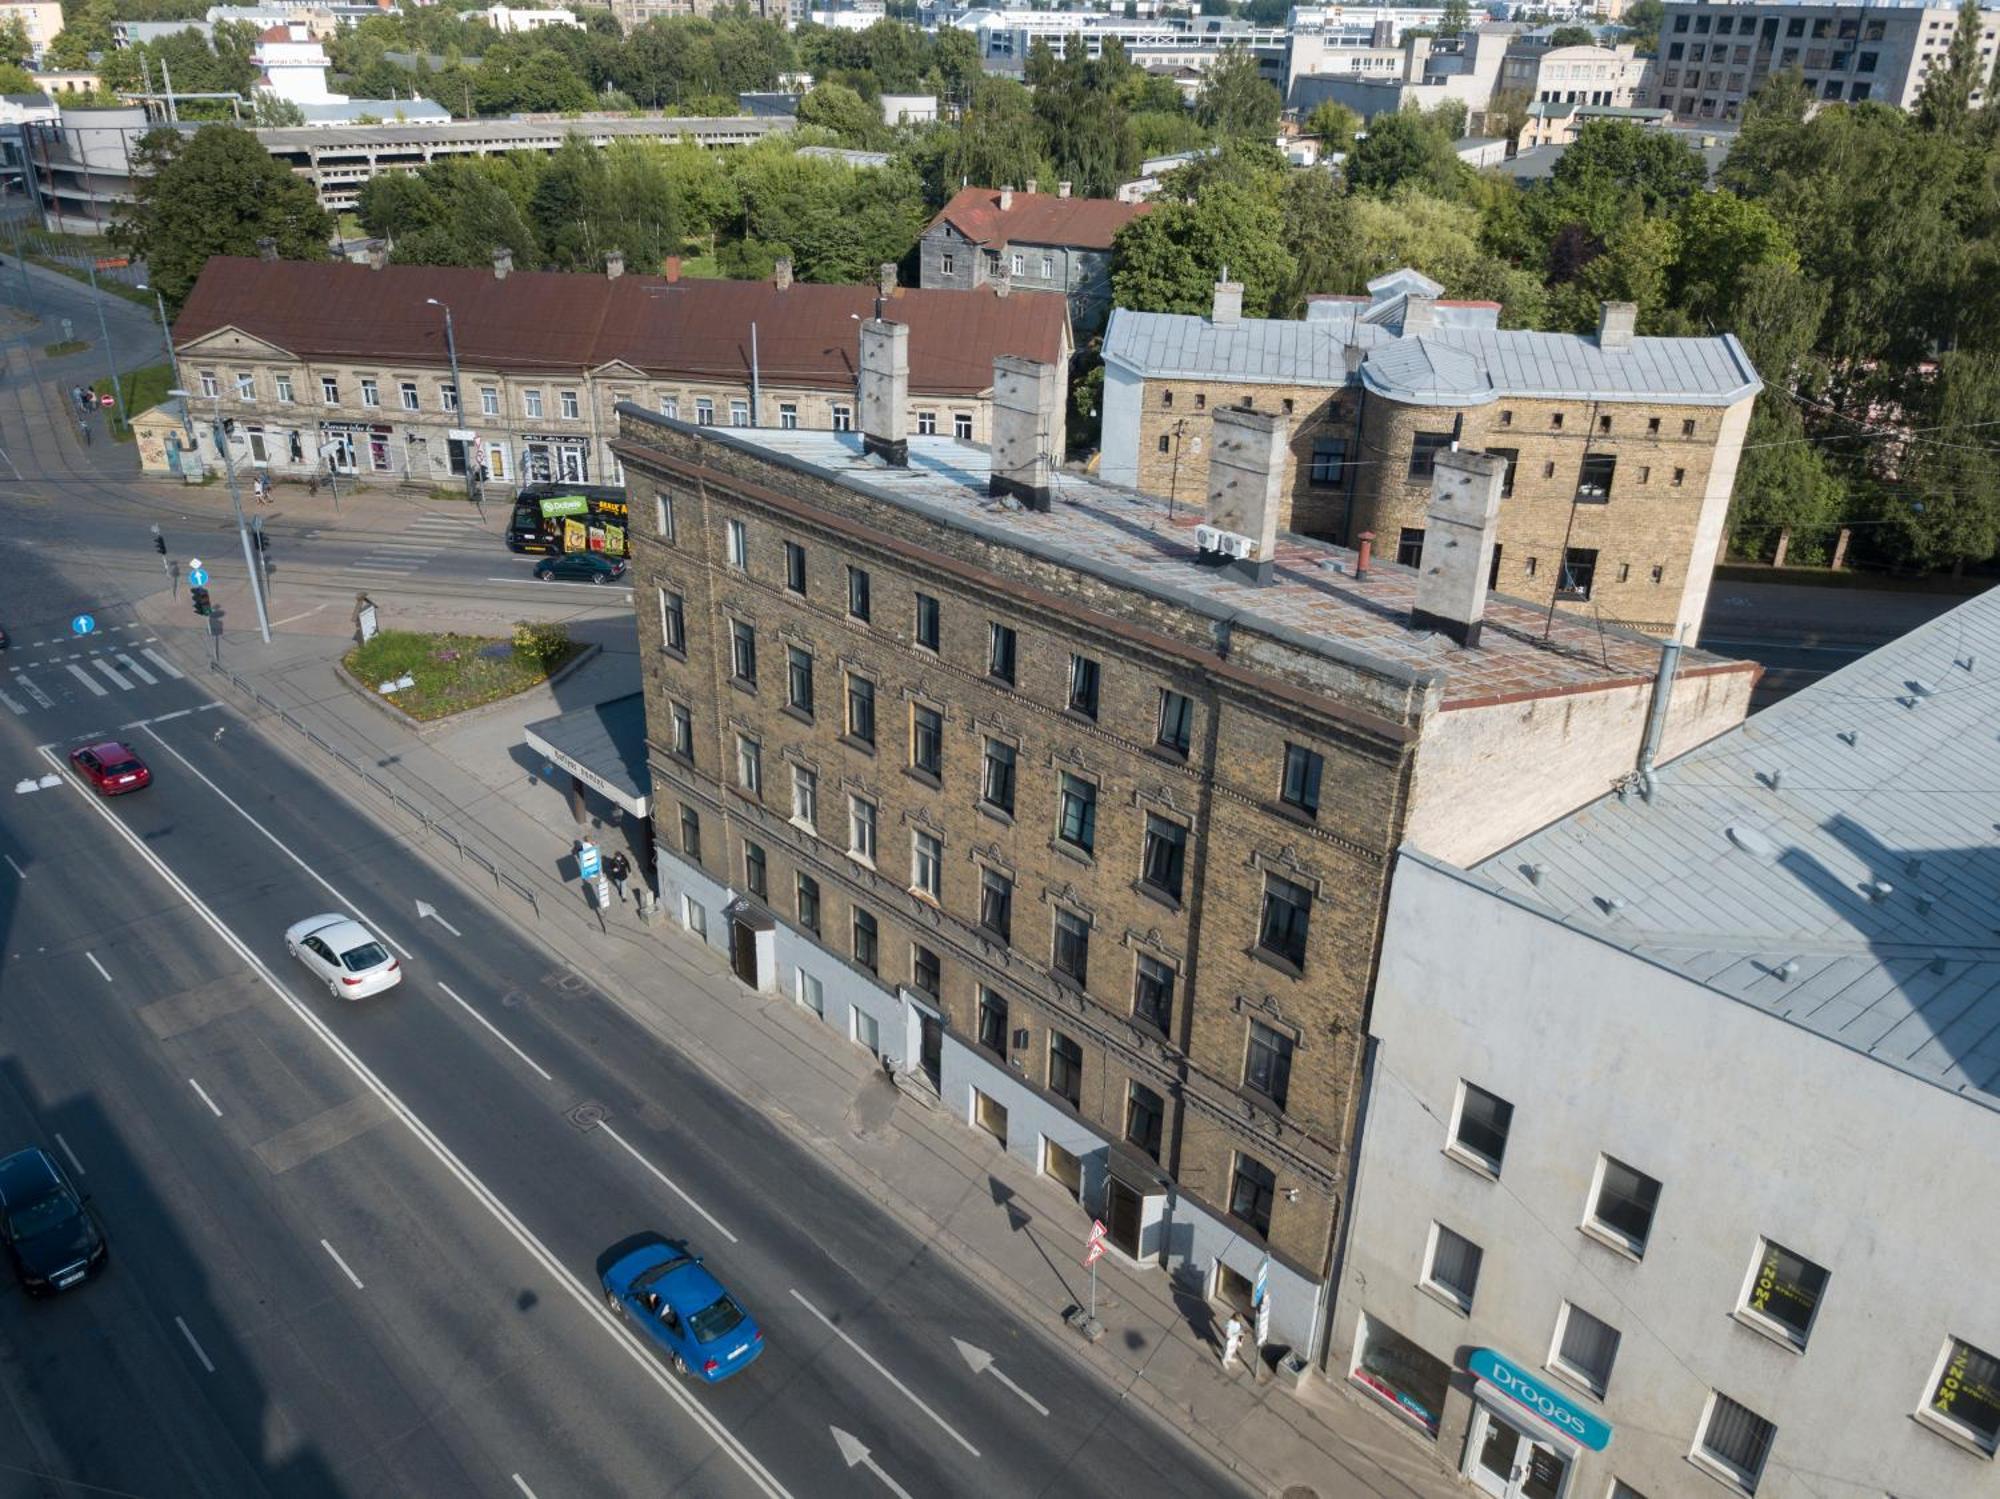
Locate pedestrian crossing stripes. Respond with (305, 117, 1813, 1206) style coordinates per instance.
(350, 511, 484, 576)
(4, 639, 184, 715)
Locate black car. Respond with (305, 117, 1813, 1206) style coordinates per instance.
(532, 553, 627, 584)
(0, 1147, 106, 1295)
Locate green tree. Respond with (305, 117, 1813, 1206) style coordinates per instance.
(1344, 109, 1469, 198)
(1547, 119, 1706, 215)
(1547, 25, 1598, 47)
(1916, 0, 1984, 134)
(1728, 404, 1848, 563)
(1877, 350, 2000, 569)
(113, 125, 332, 310)
(1620, 0, 1664, 53)
(359, 155, 539, 270)
(1275, 166, 1356, 314)
(1439, 0, 1471, 36)
(798, 81, 889, 146)
(1027, 35, 1137, 197)
(1670, 190, 1796, 331)
(0, 16, 28, 65)
(1110, 178, 1292, 315)
(1302, 99, 1360, 156)
(1479, 87, 1533, 146)
(1196, 45, 1281, 141)
(251, 93, 307, 127)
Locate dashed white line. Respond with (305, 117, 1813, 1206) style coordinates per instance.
(789, 1289, 981, 1457)
(53, 1133, 83, 1175)
(63, 662, 107, 697)
(597, 1122, 737, 1245)
(187, 1078, 222, 1117)
(84, 951, 111, 982)
(511, 1477, 539, 1499)
(3, 855, 24, 879)
(436, 982, 551, 1082)
(175, 1316, 216, 1373)
(320, 1238, 364, 1290)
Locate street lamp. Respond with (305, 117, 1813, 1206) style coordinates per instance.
(136, 281, 195, 450)
(170, 386, 271, 645)
(424, 297, 478, 508)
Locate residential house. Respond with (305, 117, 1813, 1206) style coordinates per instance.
(919, 183, 1150, 333)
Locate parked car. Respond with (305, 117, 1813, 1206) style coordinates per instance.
(533, 553, 627, 585)
(0, 1147, 106, 1295)
(69, 740, 151, 795)
(284, 914, 401, 999)
(602, 1239, 764, 1383)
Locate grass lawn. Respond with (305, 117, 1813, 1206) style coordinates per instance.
(43, 339, 86, 356)
(92, 363, 175, 441)
(343, 629, 583, 722)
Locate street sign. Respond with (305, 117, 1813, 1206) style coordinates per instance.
(446, 427, 478, 443)
(1083, 1239, 1105, 1268)
(93, 256, 129, 270)
(188, 567, 209, 587)
(98, 393, 113, 408)
(1089, 1219, 1107, 1244)
(577, 841, 602, 880)
(70, 614, 94, 636)
(189, 557, 203, 571)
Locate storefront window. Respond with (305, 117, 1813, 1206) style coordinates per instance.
(1350, 1313, 1450, 1440)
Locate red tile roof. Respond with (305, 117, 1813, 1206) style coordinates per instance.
(927, 187, 1150, 253)
(172, 258, 1071, 398)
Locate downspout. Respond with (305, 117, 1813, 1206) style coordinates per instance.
(1636, 632, 1683, 802)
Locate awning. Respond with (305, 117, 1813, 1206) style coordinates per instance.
(523, 692, 651, 817)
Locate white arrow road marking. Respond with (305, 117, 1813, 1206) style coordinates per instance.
(831, 1429, 914, 1499)
(414, 899, 461, 936)
(175, 1316, 215, 1374)
(952, 1337, 1050, 1416)
(791, 1291, 980, 1456)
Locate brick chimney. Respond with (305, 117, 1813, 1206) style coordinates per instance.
(858, 318, 909, 468)
(773, 255, 793, 291)
(492, 246, 512, 280)
(1057, 180, 1072, 198)
(1401, 295, 1437, 336)
(877, 261, 896, 301)
(989, 355, 1063, 512)
(992, 259, 1011, 299)
(1211, 280, 1243, 327)
(256, 235, 278, 262)
(1410, 449, 1506, 647)
(999, 185, 1013, 211)
(1200, 406, 1287, 585)
(605, 248, 624, 280)
(1598, 300, 1636, 351)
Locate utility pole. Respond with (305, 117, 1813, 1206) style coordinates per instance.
(174, 388, 271, 644)
(139, 281, 195, 448)
(83, 257, 126, 433)
(425, 296, 478, 508)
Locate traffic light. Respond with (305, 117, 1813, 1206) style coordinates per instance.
(255, 528, 269, 554)
(190, 586, 211, 617)
(153, 534, 166, 556)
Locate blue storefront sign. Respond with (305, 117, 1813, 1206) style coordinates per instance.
(1469, 1348, 1613, 1452)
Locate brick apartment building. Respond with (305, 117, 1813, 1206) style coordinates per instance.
(157, 252, 1068, 491)
(919, 184, 1151, 333)
(608, 320, 1757, 1361)
(1099, 268, 1762, 642)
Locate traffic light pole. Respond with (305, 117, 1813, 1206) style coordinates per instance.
(219, 418, 271, 644)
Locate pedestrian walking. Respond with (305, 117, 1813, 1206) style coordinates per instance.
(1220, 1314, 1244, 1370)
(78, 416, 91, 446)
(70, 385, 85, 416)
(606, 849, 631, 904)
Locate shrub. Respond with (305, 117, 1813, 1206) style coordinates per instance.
(512, 619, 571, 669)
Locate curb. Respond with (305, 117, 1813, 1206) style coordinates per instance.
(330, 639, 601, 737)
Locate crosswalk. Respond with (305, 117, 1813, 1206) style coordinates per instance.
(349, 510, 484, 576)
(3, 628, 183, 716)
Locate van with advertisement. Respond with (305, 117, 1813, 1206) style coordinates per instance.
(505, 483, 630, 556)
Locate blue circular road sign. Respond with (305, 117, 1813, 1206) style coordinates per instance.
(188, 567, 209, 588)
(70, 614, 95, 636)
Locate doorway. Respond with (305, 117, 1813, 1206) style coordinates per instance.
(1104, 1176, 1142, 1257)
(729, 918, 757, 986)
(1465, 1404, 1571, 1499)
(918, 1010, 943, 1091)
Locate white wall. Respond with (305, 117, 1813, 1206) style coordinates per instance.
(1334, 852, 2000, 1499)
(1097, 354, 1144, 487)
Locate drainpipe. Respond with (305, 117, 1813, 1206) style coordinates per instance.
(1636, 632, 1683, 802)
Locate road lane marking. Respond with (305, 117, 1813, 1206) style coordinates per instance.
(598, 1122, 736, 1244)
(41, 744, 794, 1499)
(269, 604, 329, 627)
(53, 1134, 83, 1175)
(114, 653, 157, 685)
(832, 1429, 913, 1499)
(790, 1290, 981, 1457)
(952, 1338, 1049, 1416)
(0, 687, 24, 715)
(320, 1238, 364, 1290)
(89, 660, 131, 692)
(175, 1317, 216, 1373)
(3, 855, 23, 879)
(84, 951, 111, 982)
(188, 1078, 223, 1117)
(511, 1478, 539, 1499)
(436, 982, 551, 1082)
(63, 663, 107, 697)
(10, 674, 52, 707)
(140, 648, 183, 679)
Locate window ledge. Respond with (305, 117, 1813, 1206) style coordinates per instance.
(1247, 946, 1306, 981)
(1541, 1361, 1606, 1405)
(838, 734, 876, 757)
(847, 851, 876, 871)
(1145, 743, 1191, 766)
(660, 646, 687, 662)
(1134, 880, 1183, 915)
(1265, 799, 1320, 831)
(728, 677, 758, 696)
(788, 817, 817, 838)
(1416, 1280, 1470, 1319)
(781, 704, 815, 728)
(1910, 1409, 1998, 1461)
(975, 801, 1015, 828)
(1684, 1452, 1759, 1496)
(1729, 1308, 1807, 1355)
(1577, 1220, 1646, 1263)
(904, 767, 942, 792)
(1442, 1144, 1501, 1182)
(1063, 707, 1099, 726)
(907, 887, 939, 906)
(1050, 839, 1096, 869)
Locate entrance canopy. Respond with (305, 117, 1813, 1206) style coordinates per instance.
(523, 691, 651, 817)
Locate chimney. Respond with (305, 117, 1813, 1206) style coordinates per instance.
(877, 261, 896, 301)
(773, 255, 793, 291)
(256, 235, 278, 262)
(992, 259, 1011, 298)
(1598, 300, 1636, 351)
(1057, 180, 1072, 198)
(1355, 530, 1375, 580)
(1401, 295, 1437, 336)
(1410, 448, 1506, 647)
(1211, 279, 1243, 327)
(1025, 177, 1037, 195)
(368, 244, 386, 271)
(999, 185, 1013, 211)
(989, 355, 1063, 512)
(665, 255, 681, 283)
(858, 318, 910, 468)
(492, 246, 512, 280)
(605, 248, 624, 280)
(1199, 406, 1288, 586)
(1344, 341, 1365, 375)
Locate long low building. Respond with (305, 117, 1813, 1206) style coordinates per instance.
(154, 252, 1069, 492)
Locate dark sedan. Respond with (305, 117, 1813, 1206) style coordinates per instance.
(533, 553, 627, 584)
(0, 1148, 106, 1295)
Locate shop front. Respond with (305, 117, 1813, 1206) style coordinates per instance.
(521, 432, 590, 484)
(1460, 1348, 1611, 1499)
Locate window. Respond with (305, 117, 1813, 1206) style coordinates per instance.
(1397, 527, 1426, 568)
(1309, 436, 1347, 486)
(679, 804, 702, 860)
(1449, 1082, 1514, 1175)
(1487, 447, 1518, 498)
(848, 795, 877, 864)
(1550, 411, 1565, 429)
(695, 397, 714, 426)
(655, 493, 677, 541)
(730, 620, 757, 684)
(1155, 689, 1193, 756)
(275, 374, 295, 403)
(441, 384, 458, 413)
(1558, 547, 1600, 601)
(786, 646, 814, 716)
(1161, 389, 1173, 409)
(779, 403, 798, 429)
(1280, 743, 1323, 819)
(726, 518, 748, 569)
(1740, 1240, 1829, 1348)
(784, 540, 806, 593)
(845, 673, 875, 745)
(954, 412, 972, 441)
(524, 389, 544, 419)
(911, 705, 943, 778)
(1067, 654, 1100, 718)
(321, 375, 340, 405)
(1577, 453, 1617, 501)
(1587, 1155, 1663, 1257)
(941, 252, 955, 276)
(797, 968, 823, 1016)
(1551, 1303, 1621, 1397)
(1596, 413, 1612, 435)
(1052, 908, 1089, 985)
(400, 381, 420, 411)
(234, 371, 255, 400)
(852, 908, 878, 974)
(981, 739, 1016, 815)
(480, 386, 499, 416)
(360, 377, 379, 408)
(832, 404, 853, 432)
(1141, 815, 1186, 901)
(988, 623, 1017, 683)
(1229, 1153, 1277, 1238)
(979, 867, 1013, 942)
(911, 943, 940, 998)
(914, 592, 940, 651)
(847, 566, 871, 621)
(735, 735, 762, 797)
(977, 987, 1008, 1053)
(1057, 773, 1097, 855)
(1258, 874, 1312, 970)
(1922, 1337, 2000, 1455)
(1133, 955, 1174, 1036)
(729, 399, 749, 427)
(1048, 1031, 1082, 1106)
(1422, 1223, 1482, 1312)
(1244, 1019, 1295, 1109)
(744, 841, 768, 899)
(1158, 435, 1170, 454)
(1040, 254, 1054, 279)
(1672, 467, 1686, 487)
(1011, 252, 1024, 276)
(659, 589, 686, 652)
(557, 389, 578, 420)
(1407, 431, 1453, 480)
(917, 409, 937, 436)
(1126, 1082, 1164, 1160)
(912, 830, 942, 900)
(1695, 1393, 1777, 1492)
(791, 766, 818, 831)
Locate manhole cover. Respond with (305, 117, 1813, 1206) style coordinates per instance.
(567, 1101, 608, 1132)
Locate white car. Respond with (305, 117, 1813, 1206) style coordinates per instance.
(284, 914, 401, 999)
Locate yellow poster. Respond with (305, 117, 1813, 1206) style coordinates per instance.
(562, 517, 587, 552)
(604, 523, 626, 557)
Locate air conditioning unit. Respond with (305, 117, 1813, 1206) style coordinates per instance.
(1195, 524, 1223, 553)
(1224, 532, 1257, 561)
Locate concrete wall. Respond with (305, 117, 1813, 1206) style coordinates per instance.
(1334, 853, 2000, 1499)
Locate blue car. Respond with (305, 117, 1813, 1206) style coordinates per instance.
(602, 1240, 764, 1383)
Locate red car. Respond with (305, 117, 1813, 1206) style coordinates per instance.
(69, 741, 151, 795)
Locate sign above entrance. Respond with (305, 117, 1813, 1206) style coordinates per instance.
(1468, 1348, 1612, 1452)
(538, 494, 591, 518)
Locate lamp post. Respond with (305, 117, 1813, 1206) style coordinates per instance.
(137, 281, 195, 450)
(171, 387, 271, 644)
(424, 297, 477, 508)
(84, 256, 127, 434)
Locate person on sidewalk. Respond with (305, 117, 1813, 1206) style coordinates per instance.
(1220, 1314, 1244, 1370)
(78, 416, 90, 446)
(606, 849, 631, 903)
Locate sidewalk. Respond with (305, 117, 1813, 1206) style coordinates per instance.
(142, 604, 1468, 1499)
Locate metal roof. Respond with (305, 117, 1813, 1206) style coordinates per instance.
(1471, 584, 2000, 1110)
(523, 692, 651, 816)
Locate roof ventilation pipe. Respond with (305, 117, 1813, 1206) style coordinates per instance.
(1635, 632, 1683, 802)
